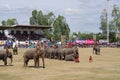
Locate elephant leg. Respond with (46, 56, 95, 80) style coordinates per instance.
(41, 55, 45, 68)
(3, 59, 7, 65)
(24, 58, 28, 67)
(93, 48, 95, 54)
(24, 58, 26, 66)
(49, 53, 52, 59)
(96, 49, 100, 55)
(50, 53, 52, 59)
(95, 50, 97, 55)
(34, 58, 37, 67)
(37, 58, 39, 67)
(24, 61, 27, 67)
(98, 49, 100, 55)
(26, 60, 29, 66)
(34, 58, 39, 67)
(51, 52, 55, 59)
(62, 54, 65, 60)
(15, 50, 18, 55)
(61, 54, 64, 60)
(4, 57, 7, 65)
(45, 53, 49, 58)
(4, 59, 7, 65)
(59, 54, 62, 60)
(13, 52, 15, 55)
(52, 53, 55, 59)
(93, 49, 94, 54)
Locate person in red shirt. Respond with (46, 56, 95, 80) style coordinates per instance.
(89, 56, 93, 62)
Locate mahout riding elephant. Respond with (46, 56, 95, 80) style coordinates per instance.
(65, 53, 79, 61)
(0, 48, 13, 65)
(13, 45, 18, 55)
(93, 45, 100, 55)
(23, 45, 45, 68)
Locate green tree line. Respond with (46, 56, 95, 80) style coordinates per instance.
(100, 4, 120, 42)
(70, 4, 120, 42)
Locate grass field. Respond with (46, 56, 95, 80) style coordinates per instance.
(0, 48, 120, 80)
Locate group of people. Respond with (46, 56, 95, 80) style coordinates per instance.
(0, 31, 45, 41)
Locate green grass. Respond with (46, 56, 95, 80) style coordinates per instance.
(0, 48, 120, 80)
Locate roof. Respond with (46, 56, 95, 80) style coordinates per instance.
(0, 25, 52, 30)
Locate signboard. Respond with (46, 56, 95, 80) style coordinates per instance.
(93, 35, 96, 41)
(0, 40, 5, 45)
(61, 35, 66, 46)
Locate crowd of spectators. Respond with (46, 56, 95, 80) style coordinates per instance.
(0, 31, 45, 41)
(0, 32, 7, 40)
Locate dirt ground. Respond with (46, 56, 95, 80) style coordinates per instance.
(0, 48, 120, 80)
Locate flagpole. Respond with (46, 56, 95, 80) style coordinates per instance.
(106, 0, 109, 43)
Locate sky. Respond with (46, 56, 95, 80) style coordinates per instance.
(0, 0, 120, 33)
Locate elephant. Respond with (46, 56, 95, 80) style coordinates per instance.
(44, 46, 58, 59)
(63, 46, 79, 60)
(13, 45, 18, 55)
(49, 47, 58, 59)
(56, 46, 78, 60)
(65, 53, 79, 61)
(93, 45, 100, 55)
(44, 47, 54, 59)
(23, 45, 45, 68)
(0, 48, 13, 65)
(57, 47, 66, 60)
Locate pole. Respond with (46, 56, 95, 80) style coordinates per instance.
(106, 0, 109, 43)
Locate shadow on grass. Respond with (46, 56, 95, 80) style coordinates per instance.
(26, 66, 45, 68)
(0, 64, 14, 67)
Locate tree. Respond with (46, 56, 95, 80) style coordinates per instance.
(53, 15, 70, 41)
(109, 32, 116, 42)
(29, 10, 70, 41)
(99, 4, 120, 42)
(30, 10, 38, 25)
(1, 18, 18, 26)
(29, 10, 55, 40)
(30, 10, 55, 26)
(1, 20, 7, 26)
(111, 4, 120, 39)
(100, 9, 107, 37)
(112, 5, 120, 32)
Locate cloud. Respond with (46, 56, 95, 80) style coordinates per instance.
(2, 4, 11, 11)
(63, 8, 82, 15)
(23, 5, 34, 10)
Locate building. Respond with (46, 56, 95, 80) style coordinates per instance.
(0, 25, 52, 41)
